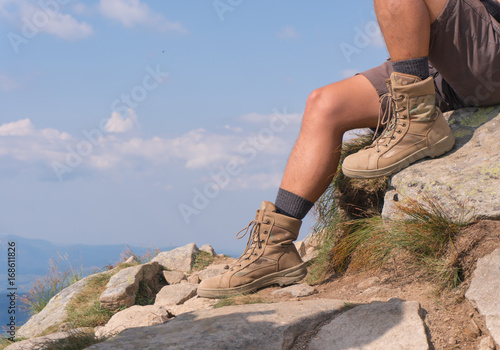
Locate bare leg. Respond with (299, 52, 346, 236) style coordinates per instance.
(374, 0, 448, 61)
(279, 75, 381, 203)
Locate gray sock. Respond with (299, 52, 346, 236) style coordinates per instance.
(392, 57, 429, 80)
(275, 188, 314, 220)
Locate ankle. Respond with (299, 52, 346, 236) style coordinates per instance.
(274, 188, 314, 220)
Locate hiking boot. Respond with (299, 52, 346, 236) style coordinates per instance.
(197, 201, 307, 299)
(342, 72, 455, 179)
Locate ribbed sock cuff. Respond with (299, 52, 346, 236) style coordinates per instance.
(274, 188, 314, 220)
(392, 57, 429, 81)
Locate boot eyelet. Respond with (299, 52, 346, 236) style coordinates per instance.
(402, 123, 407, 127)
(265, 219, 271, 224)
(264, 230, 268, 234)
(397, 130, 402, 134)
(391, 136, 396, 140)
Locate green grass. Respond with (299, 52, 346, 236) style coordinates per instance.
(64, 273, 116, 328)
(326, 195, 472, 288)
(192, 251, 215, 272)
(37, 330, 106, 350)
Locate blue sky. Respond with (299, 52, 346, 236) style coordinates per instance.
(0, 0, 388, 255)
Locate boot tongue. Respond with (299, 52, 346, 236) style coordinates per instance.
(260, 201, 276, 212)
(391, 72, 421, 87)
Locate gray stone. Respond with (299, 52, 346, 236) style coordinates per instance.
(5, 328, 93, 350)
(294, 240, 306, 257)
(466, 249, 500, 347)
(199, 244, 216, 256)
(95, 305, 171, 338)
(99, 262, 163, 310)
(162, 270, 186, 285)
(271, 283, 315, 297)
(309, 299, 429, 350)
(151, 243, 200, 272)
(17, 272, 109, 338)
(383, 106, 500, 222)
(187, 273, 200, 284)
(85, 299, 346, 350)
(154, 283, 198, 307)
(166, 296, 217, 316)
(197, 263, 229, 281)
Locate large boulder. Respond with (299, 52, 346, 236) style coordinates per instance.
(85, 299, 346, 350)
(99, 262, 163, 310)
(466, 249, 500, 347)
(383, 106, 500, 222)
(17, 272, 109, 338)
(151, 243, 200, 272)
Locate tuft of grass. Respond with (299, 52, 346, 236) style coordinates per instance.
(214, 295, 267, 309)
(20, 253, 86, 315)
(192, 251, 214, 272)
(38, 329, 106, 350)
(134, 280, 156, 306)
(326, 195, 472, 288)
(65, 273, 115, 328)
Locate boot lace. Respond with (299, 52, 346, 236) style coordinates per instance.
(369, 92, 406, 152)
(230, 218, 270, 269)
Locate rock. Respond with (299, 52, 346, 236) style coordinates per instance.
(302, 247, 319, 263)
(199, 244, 216, 256)
(383, 106, 500, 222)
(294, 240, 306, 257)
(271, 283, 315, 297)
(85, 299, 346, 350)
(303, 230, 324, 251)
(466, 249, 500, 347)
(197, 264, 229, 281)
(99, 262, 163, 310)
(309, 299, 429, 350)
(124, 256, 139, 264)
(154, 283, 198, 307)
(187, 273, 200, 284)
(162, 271, 186, 285)
(17, 272, 109, 338)
(151, 243, 200, 272)
(95, 305, 171, 338)
(167, 296, 217, 316)
(5, 328, 93, 350)
(479, 336, 497, 350)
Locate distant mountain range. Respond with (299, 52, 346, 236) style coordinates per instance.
(0, 234, 172, 330)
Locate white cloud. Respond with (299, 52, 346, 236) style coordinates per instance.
(277, 26, 299, 40)
(105, 109, 138, 133)
(99, 0, 188, 34)
(41, 10, 93, 40)
(2, 1, 93, 40)
(0, 109, 301, 187)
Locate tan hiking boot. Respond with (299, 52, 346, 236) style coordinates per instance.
(342, 72, 455, 179)
(197, 201, 307, 299)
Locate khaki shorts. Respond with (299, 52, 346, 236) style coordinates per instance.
(361, 0, 500, 112)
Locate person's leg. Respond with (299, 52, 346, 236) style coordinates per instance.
(198, 75, 382, 298)
(278, 75, 381, 205)
(342, 0, 455, 179)
(374, 0, 448, 62)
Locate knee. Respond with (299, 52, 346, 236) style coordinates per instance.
(303, 87, 345, 131)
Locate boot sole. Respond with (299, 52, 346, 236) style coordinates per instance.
(342, 132, 455, 179)
(197, 263, 308, 299)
